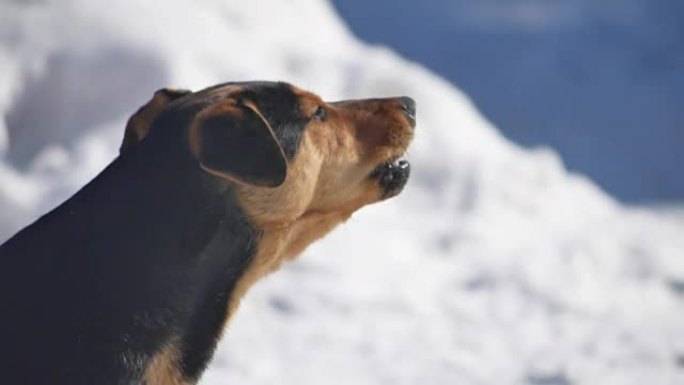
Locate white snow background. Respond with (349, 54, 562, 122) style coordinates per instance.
(1, 1, 684, 384)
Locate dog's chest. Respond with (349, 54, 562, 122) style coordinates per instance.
(144, 213, 257, 384)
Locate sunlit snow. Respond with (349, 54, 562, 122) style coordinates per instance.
(1, 1, 683, 384)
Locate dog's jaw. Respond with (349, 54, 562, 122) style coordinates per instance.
(371, 158, 411, 199)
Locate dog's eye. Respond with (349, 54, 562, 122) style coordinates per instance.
(312, 106, 327, 121)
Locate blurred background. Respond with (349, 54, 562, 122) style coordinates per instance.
(333, 0, 684, 204)
(1, 1, 683, 384)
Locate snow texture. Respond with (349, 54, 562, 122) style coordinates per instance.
(1, 1, 683, 384)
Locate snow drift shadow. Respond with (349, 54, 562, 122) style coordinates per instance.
(6, 46, 168, 167)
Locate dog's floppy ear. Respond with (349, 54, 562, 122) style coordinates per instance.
(120, 88, 191, 154)
(190, 101, 287, 188)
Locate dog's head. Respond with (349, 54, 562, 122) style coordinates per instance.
(122, 81, 415, 225)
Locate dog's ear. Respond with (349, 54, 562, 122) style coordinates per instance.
(190, 101, 287, 188)
(120, 88, 191, 154)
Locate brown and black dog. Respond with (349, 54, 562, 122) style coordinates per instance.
(0, 81, 415, 385)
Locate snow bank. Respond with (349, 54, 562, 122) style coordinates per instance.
(1, 1, 683, 384)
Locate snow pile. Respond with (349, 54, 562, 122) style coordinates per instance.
(333, 0, 684, 203)
(1, 1, 683, 384)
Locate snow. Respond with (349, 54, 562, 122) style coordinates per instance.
(332, 0, 684, 203)
(1, 1, 683, 384)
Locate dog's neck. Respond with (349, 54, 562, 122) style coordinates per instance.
(122, 137, 355, 384)
(225, 207, 355, 321)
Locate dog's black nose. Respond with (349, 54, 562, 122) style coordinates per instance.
(399, 96, 416, 115)
(398, 96, 416, 126)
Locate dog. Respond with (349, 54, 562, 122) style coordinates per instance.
(0, 81, 415, 385)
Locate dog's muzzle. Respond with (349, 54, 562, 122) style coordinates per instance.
(369, 96, 416, 199)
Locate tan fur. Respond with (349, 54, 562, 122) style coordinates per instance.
(143, 341, 188, 385)
(135, 84, 414, 380)
(224, 88, 411, 320)
(121, 88, 189, 153)
(226, 132, 323, 317)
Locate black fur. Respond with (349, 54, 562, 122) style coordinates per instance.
(198, 105, 287, 187)
(0, 82, 308, 384)
(210, 81, 309, 159)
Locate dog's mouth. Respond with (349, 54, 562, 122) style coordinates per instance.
(370, 156, 411, 199)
